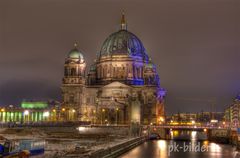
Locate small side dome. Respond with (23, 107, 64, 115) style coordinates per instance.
(145, 58, 156, 70)
(69, 49, 83, 59)
(67, 43, 85, 62)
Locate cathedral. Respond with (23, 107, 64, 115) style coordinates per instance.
(61, 14, 166, 125)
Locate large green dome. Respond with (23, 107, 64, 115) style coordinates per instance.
(99, 30, 149, 60)
(98, 13, 149, 60)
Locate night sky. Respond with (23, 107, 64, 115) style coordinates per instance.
(0, 0, 239, 114)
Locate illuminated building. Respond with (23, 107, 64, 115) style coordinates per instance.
(61, 13, 166, 124)
(224, 94, 240, 127)
(169, 111, 224, 125)
(0, 101, 58, 123)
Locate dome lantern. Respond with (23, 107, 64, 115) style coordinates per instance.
(120, 12, 127, 30)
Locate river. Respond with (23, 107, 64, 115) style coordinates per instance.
(120, 140, 239, 158)
(120, 130, 239, 158)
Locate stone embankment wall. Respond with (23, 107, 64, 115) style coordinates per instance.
(89, 137, 146, 158)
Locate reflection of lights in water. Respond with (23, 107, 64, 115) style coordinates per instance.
(203, 140, 209, 145)
(157, 140, 167, 149)
(173, 130, 179, 136)
(157, 140, 167, 157)
(209, 143, 221, 153)
(191, 131, 197, 140)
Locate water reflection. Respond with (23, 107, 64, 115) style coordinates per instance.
(157, 140, 168, 157)
(209, 143, 221, 153)
(171, 130, 208, 141)
(120, 140, 237, 158)
(120, 131, 238, 158)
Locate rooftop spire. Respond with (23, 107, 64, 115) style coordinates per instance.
(120, 12, 127, 30)
(74, 42, 78, 49)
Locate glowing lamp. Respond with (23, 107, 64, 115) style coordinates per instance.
(24, 110, 29, 116)
(43, 111, 50, 117)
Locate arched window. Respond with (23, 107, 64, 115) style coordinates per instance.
(71, 68, 76, 76)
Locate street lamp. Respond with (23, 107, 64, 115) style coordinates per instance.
(61, 108, 66, 121)
(24, 110, 29, 116)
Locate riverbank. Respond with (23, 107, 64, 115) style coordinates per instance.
(0, 127, 140, 157)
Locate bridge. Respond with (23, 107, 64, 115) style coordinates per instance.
(2, 121, 236, 131)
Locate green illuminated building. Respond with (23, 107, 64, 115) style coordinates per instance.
(21, 101, 48, 109)
(0, 100, 59, 123)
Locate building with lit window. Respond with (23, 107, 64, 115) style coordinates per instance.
(0, 100, 59, 123)
(168, 111, 224, 125)
(224, 94, 240, 127)
(61, 13, 166, 125)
